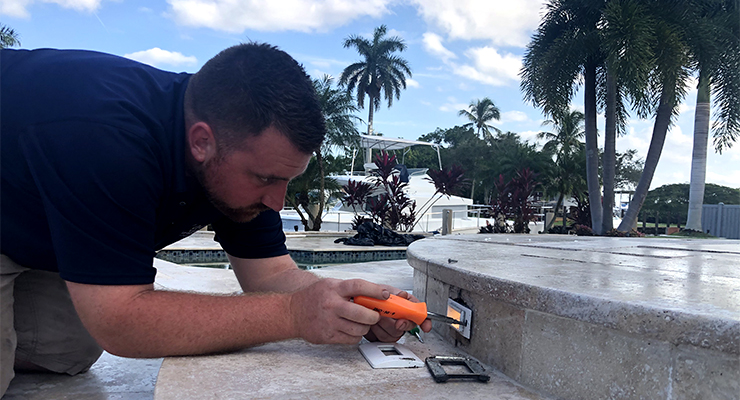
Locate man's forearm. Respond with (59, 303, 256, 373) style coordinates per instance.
(68, 283, 298, 358)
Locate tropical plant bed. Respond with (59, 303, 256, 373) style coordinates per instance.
(670, 229, 716, 239)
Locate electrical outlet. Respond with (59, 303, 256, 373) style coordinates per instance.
(447, 298, 472, 339)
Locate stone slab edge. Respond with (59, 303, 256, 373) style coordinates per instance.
(407, 239, 740, 356)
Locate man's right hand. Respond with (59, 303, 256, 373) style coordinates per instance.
(289, 278, 388, 344)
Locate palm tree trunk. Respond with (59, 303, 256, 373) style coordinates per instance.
(602, 71, 617, 233)
(366, 94, 375, 164)
(618, 85, 675, 232)
(685, 73, 710, 231)
(285, 196, 308, 230)
(367, 95, 375, 135)
(546, 193, 564, 231)
(312, 150, 326, 231)
(584, 63, 604, 234)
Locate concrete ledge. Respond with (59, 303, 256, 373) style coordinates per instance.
(157, 231, 409, 265)
(408, 234, 740, 400)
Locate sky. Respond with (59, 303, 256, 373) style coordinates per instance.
(4, 0, 739, 192)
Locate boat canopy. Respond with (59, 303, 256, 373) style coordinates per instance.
(354, 134, 443, 173)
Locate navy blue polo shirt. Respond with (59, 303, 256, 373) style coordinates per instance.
(1, 48, 288, 285)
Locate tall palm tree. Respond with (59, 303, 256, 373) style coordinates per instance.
(458, 98, 501, 140)
(600, 0, 653, 231)
(538, 109, 586, 230)
(617, 0, 692, 232)
(684, 0, 740, 231)
(1, 25, 21, 48)
(340, 25, 412, 139)
(521, 0, 605, 234)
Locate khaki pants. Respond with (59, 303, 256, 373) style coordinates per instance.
(1, 254, 103, 397)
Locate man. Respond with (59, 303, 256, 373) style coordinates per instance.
(0, 43, 431, 395)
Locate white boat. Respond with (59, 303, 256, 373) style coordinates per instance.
(280, 135, 485, 233)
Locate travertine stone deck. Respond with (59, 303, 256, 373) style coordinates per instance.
(408, 234, 740, 400)
(154, 334, 550, 400)
(152, 257, 551, 399)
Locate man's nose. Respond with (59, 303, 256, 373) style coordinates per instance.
(262, 182, 288, 212)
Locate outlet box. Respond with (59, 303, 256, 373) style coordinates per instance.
(447, 298, 472, 339)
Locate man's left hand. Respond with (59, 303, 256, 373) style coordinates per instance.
(363, 290, 433, 342)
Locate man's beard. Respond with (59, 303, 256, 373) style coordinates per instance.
(207, 194, 269, 223)
(194, 156, 270, 223)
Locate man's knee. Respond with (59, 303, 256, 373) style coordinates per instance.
(3, 256, 104, 385)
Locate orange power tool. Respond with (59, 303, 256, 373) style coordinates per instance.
(354, 294, 466, 326)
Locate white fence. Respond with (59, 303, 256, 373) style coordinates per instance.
(701, 203, 740, 239)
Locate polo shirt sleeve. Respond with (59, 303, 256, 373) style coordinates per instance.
(20, 120, 161, 285)
(211, 210, 289, 259)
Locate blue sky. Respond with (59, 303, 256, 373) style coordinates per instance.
(4, 0, 738, 191)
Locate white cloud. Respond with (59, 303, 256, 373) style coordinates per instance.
(422, 32, 457, 63)
(411, 0, 546, 47)
(500, 110, 529, 123)
(2, 0, 101, 18)
(518, 130, 541, 142)
(301, 55, 348, 70)
(457, 82, 473, 91)
(166, 0, 393, 33)
(452, 46, 522, 86)
(124, 48, 198, 69)
(706, 170, 740, 188)
(2, 0, 32, 17)
(666, 125, 692, 147)
(406, 78, 420, 88)
(439, 97, 468, 113)
(677, 102, 694, 115)
(48, 0, 101, 11)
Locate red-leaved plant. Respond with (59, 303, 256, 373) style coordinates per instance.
(341, 151, 417, 231)
(489, 168, 540, 233)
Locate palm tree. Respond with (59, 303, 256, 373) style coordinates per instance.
(287, 75, 361, 231)
(458, 98, 501, 140)
(521, 0, 605, 234)
(315, 75, 363, 152)
(617, 0, 692, 232)
(340, 25, 412, 139)
(684, 0, 740, 231)
(285, 156, 343, 231)
(600, 0, 653, 232)
(1, 25, 21, 48)
(538, 109, 586, 230)
(456, 97, 501, 200)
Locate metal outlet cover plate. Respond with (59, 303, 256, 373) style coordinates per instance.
(358, 342, 424, 369)
(425, 356, 490, 383)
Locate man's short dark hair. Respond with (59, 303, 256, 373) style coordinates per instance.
(185, 42, 325, 154)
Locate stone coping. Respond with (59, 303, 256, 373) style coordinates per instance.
(154, 334, 551, 400)
(407, 235, 740, 355)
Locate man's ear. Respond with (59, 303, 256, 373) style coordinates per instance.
(187, 122, 216, 163)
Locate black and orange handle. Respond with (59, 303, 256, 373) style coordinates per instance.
(354, 294, 428, 325)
